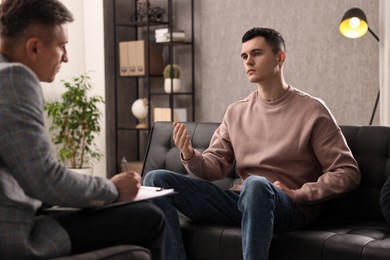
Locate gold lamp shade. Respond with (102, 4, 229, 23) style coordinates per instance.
(339, 8, 368, 38)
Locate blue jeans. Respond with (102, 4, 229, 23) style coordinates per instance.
(143, 170, 305, 260)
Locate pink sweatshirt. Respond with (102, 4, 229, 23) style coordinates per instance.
(182, 87, 361, 221)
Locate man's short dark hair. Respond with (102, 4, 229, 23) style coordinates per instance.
(242, 27, 286, 54)
(0, 0, 73, 39)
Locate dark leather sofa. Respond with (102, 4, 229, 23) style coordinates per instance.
(142, 121, 390, 260)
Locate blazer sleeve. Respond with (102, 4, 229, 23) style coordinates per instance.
(0, 64, 118, 208)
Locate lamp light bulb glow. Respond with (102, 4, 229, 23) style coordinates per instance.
(349, 17, 361, 28)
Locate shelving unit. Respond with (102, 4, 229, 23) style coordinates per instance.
(104, 0, 195, 176)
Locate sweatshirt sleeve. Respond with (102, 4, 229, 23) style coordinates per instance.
(182, 119, 235, 181)
(293, 125, 361, 204)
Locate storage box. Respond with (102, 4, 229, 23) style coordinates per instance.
(119, 42, 129, 76)
(119, 40, 164, 76)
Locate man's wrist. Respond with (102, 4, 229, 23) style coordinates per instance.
(182, 149, 194, 161)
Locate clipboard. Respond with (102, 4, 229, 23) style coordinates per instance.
(43, 186, 176, 212)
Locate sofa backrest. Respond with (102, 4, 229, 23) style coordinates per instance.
(320, 125, 390, 222)
(142, 122, 226, 175)
(142, 122, 237, 190)
(142, 122, 390, 222)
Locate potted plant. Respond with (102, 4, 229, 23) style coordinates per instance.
(44, 73, 104, 173)
(163, 63, 181, 93)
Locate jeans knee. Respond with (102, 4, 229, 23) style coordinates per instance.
(239, 176, 274, 209)
(143, 169, 179, 188)
(242, 176, 272, 195)
(143, 170, 167, 186)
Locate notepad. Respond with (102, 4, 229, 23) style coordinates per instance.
(43, 186, 176, 212)
(134, 186, 175, 201)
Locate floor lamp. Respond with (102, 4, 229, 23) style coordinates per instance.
(339, 7, 380, 125)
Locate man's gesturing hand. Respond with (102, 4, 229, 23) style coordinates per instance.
(173, 122, 194, 160)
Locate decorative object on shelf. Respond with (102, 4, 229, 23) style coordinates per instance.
(130, 0, 165, 22)
(44, 73, 104, 171)
(131, 98, 149, 128)
(163, 64, 181, 93)
(339, 7, 380, 125)
(155, 28, 185, 43)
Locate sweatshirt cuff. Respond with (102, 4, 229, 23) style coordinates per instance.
(180, 149, 195, 161)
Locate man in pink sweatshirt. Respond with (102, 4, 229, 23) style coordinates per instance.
(144, 27, 361, 260)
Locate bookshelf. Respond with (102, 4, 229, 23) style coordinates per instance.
(104, 0, 195, 176)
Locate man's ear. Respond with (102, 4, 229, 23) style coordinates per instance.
(277, 51, 287, 65)
(25, 38, 40, 61)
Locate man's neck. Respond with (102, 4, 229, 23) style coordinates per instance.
(257, 81, 289, 102)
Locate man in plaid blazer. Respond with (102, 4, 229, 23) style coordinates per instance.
(0, 0, 165, 259)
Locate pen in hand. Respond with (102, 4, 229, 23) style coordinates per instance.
(121, 156, 129, 173)
(121, 156, 142, 184)
(111, 157, 142, 202)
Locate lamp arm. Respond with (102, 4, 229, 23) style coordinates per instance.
(368, 27, 380, 42)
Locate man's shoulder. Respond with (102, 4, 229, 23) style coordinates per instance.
(0, 62, 39, 92)
(292, 87, 338, 126)
(0, 62, 35, 78)
(0, 58, 42, 105)
(0, 54, 37, 79)
(228, 91, 256, 107)
(292, 87, 329, 110)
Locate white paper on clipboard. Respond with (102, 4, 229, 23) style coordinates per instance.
(43, 186, 176, 212)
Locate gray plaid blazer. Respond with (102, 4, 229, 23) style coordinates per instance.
(0, 54, 118, 259)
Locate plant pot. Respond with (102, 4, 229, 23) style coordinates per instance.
(70, 167, 93, 176)
(164, 78, 181, 93)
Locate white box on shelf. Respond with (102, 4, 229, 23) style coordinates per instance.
(155, 28, 185, 42)
(154, 108, 187, 122)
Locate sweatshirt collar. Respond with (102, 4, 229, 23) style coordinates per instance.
(257, 85, 294, 108)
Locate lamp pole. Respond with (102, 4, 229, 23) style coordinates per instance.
(368, 27, 380, 125)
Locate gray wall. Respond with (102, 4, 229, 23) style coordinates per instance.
(190, 0, 379, 125)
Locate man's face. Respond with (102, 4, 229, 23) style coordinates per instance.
(34, 24, 69, 82)
(240, 36, 281, 84)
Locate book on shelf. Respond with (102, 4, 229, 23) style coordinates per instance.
(155, 28, 186, 42)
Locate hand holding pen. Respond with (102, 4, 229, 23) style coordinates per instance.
(110, 157, 141, 202)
